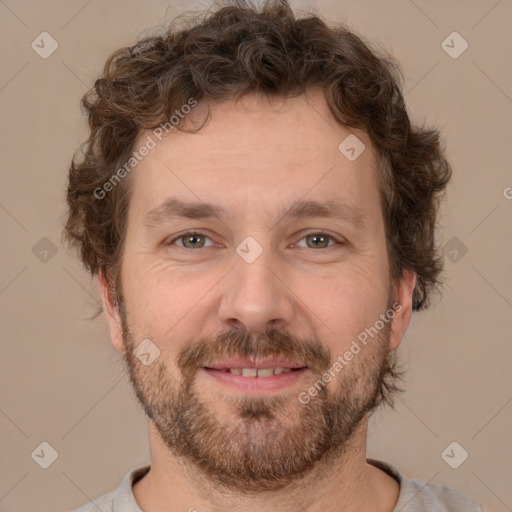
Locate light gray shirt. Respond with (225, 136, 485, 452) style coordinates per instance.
(74, 458, 483, 511)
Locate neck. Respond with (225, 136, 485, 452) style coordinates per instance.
(133, 418, 400, 512)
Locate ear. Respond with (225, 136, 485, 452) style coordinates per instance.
(388, 269, 417, 351)
(98, 269, 125, 353)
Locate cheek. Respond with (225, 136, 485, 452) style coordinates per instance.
(295, 265, 389, 352)
(122, 260, 216, 344)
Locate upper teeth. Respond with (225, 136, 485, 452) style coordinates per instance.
(228, 368, 293, 377)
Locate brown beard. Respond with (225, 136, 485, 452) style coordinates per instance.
(118, 290, 404, 493)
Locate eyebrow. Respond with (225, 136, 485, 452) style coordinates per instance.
(143, 197, 369, 230)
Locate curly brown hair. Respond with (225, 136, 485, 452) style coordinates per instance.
(63, 0, 452, 315)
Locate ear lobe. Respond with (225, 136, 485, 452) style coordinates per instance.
(388, 269, 417, 352)
(98, 269, 126, 353)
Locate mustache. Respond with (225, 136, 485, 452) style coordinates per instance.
(177, 327, 332, 376)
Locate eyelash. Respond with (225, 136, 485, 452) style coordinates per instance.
(166, 231, 343, 249)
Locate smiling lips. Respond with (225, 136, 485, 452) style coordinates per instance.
(201, 358, 307, 378)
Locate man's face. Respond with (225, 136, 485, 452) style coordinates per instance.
(101, 89, 414, 492)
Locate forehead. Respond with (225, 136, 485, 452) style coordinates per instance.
(127, 89, 383, 228)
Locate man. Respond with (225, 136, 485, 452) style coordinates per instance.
(64, 0, 483, 510)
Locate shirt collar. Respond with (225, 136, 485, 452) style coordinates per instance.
(113, 459, 402, 511)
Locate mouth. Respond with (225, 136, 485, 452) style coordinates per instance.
(199, 359, 310, 392)
(203, 367, 306, 377)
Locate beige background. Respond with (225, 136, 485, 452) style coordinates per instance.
(0, 0, 510, 511)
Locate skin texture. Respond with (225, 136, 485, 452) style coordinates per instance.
(99, 88, 416, 512)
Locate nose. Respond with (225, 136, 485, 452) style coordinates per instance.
(217, 248, 294, 336)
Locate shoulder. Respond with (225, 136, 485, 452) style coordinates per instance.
(367, 458, 483, 512)
(73, 491, 114, 512)
(72, 464, 150, 512)
(400, 477, 483, 511)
